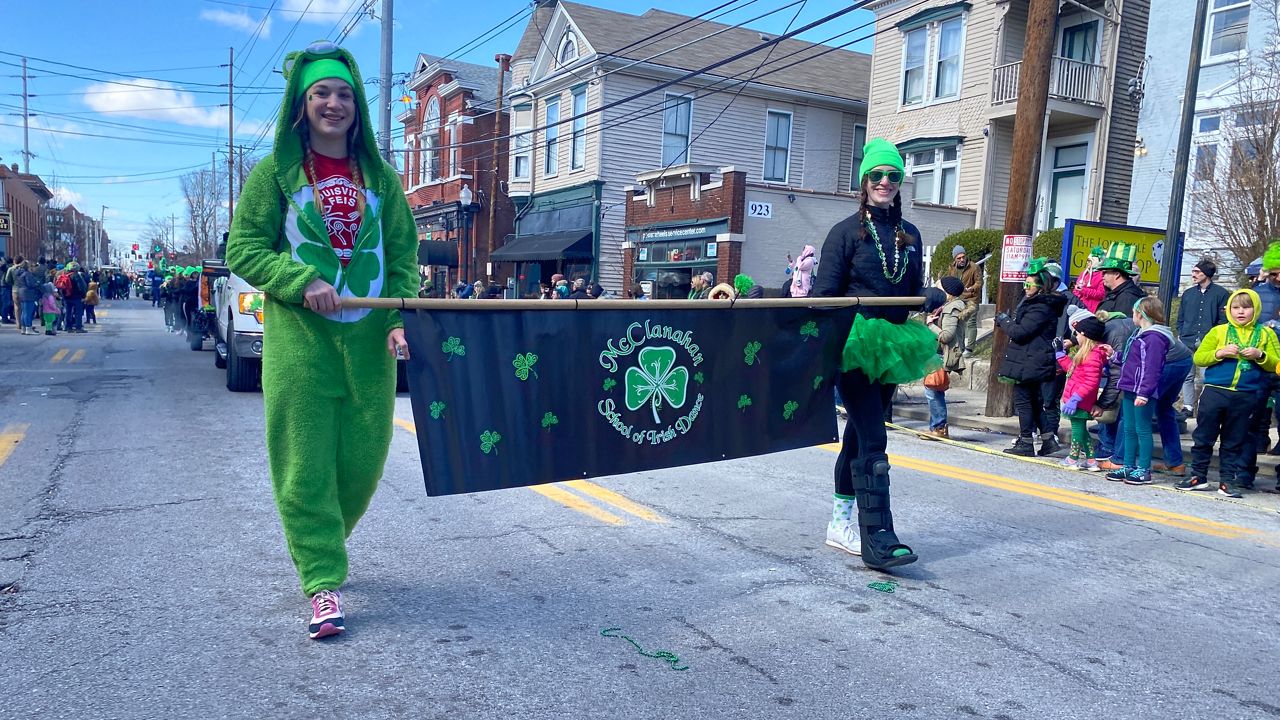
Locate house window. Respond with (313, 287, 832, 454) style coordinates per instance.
(1207, 0, 1249, 60)
(906, 143, 960, 205)
(1060, 20, 1099, 63)
(661, 93, 691, 166)
(559, 32, 579, 66)
(512, 104, 531, 180)
(764, 110, 792, 183)
(544, 97, 559, 176)
(448, 122, 459, 176)
(1197, 114, 1222, 133)
(422, 98, 440, 183)
(934, 18, 963, 98)
(1230, 137, 1259, 177)
(571, 87, 586, 170)
(900, 12, 966, 107)
(1194, 144, 1218, 181)
(849, 123, 867, 191)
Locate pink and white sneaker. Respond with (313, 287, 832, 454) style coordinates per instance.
(308, 589, 345, 639)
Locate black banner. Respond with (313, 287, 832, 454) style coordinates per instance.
(401, 304, 856, 496)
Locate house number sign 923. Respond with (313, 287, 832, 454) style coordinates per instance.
(747, 202, 772, 219)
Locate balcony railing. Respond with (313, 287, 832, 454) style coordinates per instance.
(991, 56, 1108, 107)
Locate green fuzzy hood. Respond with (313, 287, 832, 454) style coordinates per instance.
(274, 44, 381, 195)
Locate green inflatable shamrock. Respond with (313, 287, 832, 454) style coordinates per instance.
(625, 346, 689, 424)
(429, 400, 446, 419)
(514, 352, 539, 381)
(442, 336, 466, 361)
(480, 430, 502, 455)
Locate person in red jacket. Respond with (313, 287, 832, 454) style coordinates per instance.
(1073, 246, 1107, 313)
(1056, 316, 1111, 470)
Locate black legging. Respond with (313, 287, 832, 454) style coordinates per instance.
(1012, 380, 1057, 439)
(834, 369, 895, 496)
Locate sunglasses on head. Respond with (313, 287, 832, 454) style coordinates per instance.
(866, 170, 904, 184)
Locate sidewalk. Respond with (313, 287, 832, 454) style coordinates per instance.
(886, 380, 1280, 512)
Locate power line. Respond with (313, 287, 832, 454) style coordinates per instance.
(0, 120, 231, 148)
(434, 5, 532, 65)
(0, 51, 278, 90)
(202, 0, 351, 14)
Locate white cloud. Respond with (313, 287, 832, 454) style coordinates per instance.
(280, 0, 354, 24)
(199, 8, 272, 36)
(52, 187, 83, 206)
(80, 79, 269, 137)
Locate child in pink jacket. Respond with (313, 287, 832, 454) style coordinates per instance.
(1056, 315, 1112, 470)
(1073, 247, 1107, 312)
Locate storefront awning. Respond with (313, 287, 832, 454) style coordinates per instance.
(490, 231, 593, 262)
(418, 240, 459, 267)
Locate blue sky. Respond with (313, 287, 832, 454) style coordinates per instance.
(2, 0, 875, 253)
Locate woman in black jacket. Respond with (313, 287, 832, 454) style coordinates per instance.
(813, 138, 938, 571)
(997, 259, 1068, 456)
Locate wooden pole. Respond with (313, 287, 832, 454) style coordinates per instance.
(985, 0, 1059, 417)
(488, 54, 511, 280)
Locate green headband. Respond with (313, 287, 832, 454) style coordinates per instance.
(296, 58, 355, 101)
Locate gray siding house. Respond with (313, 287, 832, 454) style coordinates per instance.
(496, 0, 874, 294)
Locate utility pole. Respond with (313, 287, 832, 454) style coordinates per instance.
(171, 213, 177, 255)
(488, 53, 511, 273)
(228, 47, 236, 227)
(99, 205, 109, 267)
(21, 57, 31, 173)
(1159, 0, 1210, 318)
(378, 0, 394, 161)
(985, 0, 1057, 417)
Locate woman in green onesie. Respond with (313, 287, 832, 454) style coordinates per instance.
(226, 41, 418, 640)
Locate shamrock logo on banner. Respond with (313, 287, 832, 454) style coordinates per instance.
(800, 321, 819, 341)
(603, 377, 617, 392)
(744, 341, 762, 366)
(541, 412, 559, 431)
(514, 352, 539, 381)
(737, 394, 752, 412)
(480, 430, 502, 455)
(442, 336, 466, 361)
(625, 346, 689, 424)
(694, 371, 705, 385)
(812, 375, 823, 390)
(429, 400, 446, 419)
(782, 400, 799, 421)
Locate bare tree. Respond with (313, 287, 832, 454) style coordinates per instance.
(1193, 1, 1280, 270)
(181, 167, 224, 261)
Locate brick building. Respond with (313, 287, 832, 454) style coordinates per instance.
(399, 53, 515, 292)
(0, 163, 52, 261)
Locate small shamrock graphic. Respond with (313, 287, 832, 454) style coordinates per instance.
(737, 394, 752, 412)
(782, 400, 799, 421)
(744, 340, 763, 366)
(480, 430, 502, 455)
(441, 336, 466, 361)
(800, 321, 819, 341)
(625, 346, 690, 424)
(694, 371, 705, 385)
(429, 400, 446, 419)
(513, 352, 539, 381)
(812, 375, 824, 390)
(603, 377, 617, 392)
(541, 412, 559, 430)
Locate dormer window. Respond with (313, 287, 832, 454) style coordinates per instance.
(558, 32, 579, 66)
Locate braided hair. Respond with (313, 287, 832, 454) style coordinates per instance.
(291, 100, 367, 218)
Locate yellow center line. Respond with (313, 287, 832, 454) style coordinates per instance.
(564, 480, 666, 523)
(818, 443, 1263, 541)
(69, 350, 85, 363)
(392, 417, 659, 525)
(0, 423, 29, 468)
(50, 349, 68, 363)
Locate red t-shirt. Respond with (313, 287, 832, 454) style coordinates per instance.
(306, 152, 363, 266)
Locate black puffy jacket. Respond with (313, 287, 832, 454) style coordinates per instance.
(998, 291, 1068, 382)
(812, 204, 923, 324)
(1097, 278, 1146, 315)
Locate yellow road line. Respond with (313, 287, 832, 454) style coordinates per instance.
(393, 418, 657, 525)
(0, 423, 28, 467)
(530, 484, 626, 525)
(69, 350, 85, 363)
(564, 480, 665, 522)
(818, 443, 1262, 541)
(50, 349, 68, 363)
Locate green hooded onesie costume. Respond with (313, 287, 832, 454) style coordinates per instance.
(226, 44, 418, 596)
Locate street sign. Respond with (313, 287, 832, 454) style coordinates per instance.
(1000, 234, 1032, 283)
(0, 211, 11, 235)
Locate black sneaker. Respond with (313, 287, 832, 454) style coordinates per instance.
(1123, 469, 1154, 485)
(1175, 476, 1210, 491)
(1037, 435, 1062, 457)
(1218, 483, 1243, 498)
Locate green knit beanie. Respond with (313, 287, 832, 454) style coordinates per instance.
(858, 137, 905, 181)
(295, 58, 356, 100)
(1263, 240, 1280, 272)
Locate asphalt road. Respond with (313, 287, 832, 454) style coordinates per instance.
(2, 298, 1279, 720)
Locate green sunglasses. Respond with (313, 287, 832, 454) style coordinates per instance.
(866, 169, 904, 184)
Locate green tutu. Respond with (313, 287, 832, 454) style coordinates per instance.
(840, 315, 942, 385)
